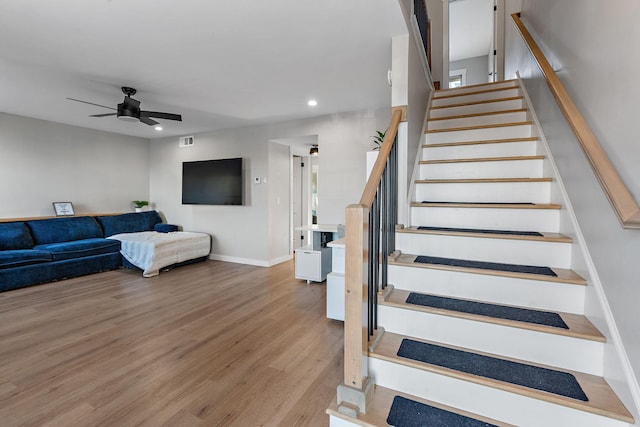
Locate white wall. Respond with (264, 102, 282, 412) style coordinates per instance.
(450, 55, 490, 86)
(504, 0, 640, 417)
(149, 108, 390, 266)
(268, 142, 291, 263)
(0, 113, 150, 218)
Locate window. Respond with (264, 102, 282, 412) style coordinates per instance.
(449, 68, 467, 88)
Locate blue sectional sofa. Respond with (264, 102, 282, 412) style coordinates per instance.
(0, 211, 166, 292)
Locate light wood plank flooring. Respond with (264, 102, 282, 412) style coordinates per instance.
(0, 260, 343, 426)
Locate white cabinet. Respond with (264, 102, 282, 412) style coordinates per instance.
(294, 224, 339, 283)
(295, 245, 332, 282)
(326, 238, 345, 321)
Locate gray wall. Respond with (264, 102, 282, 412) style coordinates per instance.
(0, 113, 150, 218)
(504, 0, 640, 412)
(450, 55, 490, 86)
(268, 141, 291, 262)
(149, 108, 391, 265)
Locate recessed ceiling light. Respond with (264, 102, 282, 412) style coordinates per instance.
(307, 99, 318, 107)
(154, 126, 163, 131)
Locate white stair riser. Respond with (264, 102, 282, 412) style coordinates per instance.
(415, 181, 551, 204)
(328, 415, 358, 427)
(432, 88, 521, 107)
(426, 125, 532, 144)
(395, 233, 572, 268)
(368, 358, 627, 427)
(410, 206, 560, 233)
(423, 141, 537, 160)
(378, 306, 603, 375)
(420, 159, 544, 179)
(428, 111, 528, 130)
(434, 81, 519, 98)
(388, 264, 585, 314)
(430, 98, 523, 118)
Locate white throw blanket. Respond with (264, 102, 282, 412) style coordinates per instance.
(108, 231, 211, 277)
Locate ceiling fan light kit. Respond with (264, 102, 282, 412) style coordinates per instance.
(68, 86, 182, 127)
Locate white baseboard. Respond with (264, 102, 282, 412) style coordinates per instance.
(208, 253, 292, 267)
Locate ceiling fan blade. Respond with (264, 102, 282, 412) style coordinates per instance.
(140, 111, 182, 121)
(140, 116, 159, 126)
(90, 113, 117, 117)
(66, 98, 116, 110)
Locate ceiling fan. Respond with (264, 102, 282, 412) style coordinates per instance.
(67, 86, 182, 126)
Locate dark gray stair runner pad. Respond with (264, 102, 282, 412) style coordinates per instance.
(406, 292, 568, 329)
(416, 225, 543, 237)
(414, 255, 557, 277)
(387, 395, 497, 427)
(397, 339, 588, 401)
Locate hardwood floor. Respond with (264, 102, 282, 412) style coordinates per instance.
(0, 260, 344, 426)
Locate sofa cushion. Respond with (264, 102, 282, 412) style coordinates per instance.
(0, 222, 34, 250)
(34, 238, 121, 261)
(27, 216, 103, 245)
(96, 211, 162, 237)
(0, 250, 52, 270)
(154, 223, 179, 233)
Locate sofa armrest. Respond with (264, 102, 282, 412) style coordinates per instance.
(154, 224, 179, 233)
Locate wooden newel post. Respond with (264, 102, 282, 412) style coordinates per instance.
(336, 204, 373, 416)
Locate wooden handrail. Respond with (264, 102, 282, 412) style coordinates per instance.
(512, 13, 640, 229)
(360, 108, 404, 206)
(339, 106, 404, 412)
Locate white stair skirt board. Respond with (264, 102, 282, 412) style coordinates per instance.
(429, 98, 523, 118)
(428, 110, 529, 130)
(387, 264, 585, 314)
(410, 205, 560, 233)
(423, 140, 538, 160)
(419, 158, 544, 179)
(376, 305, 604, 375)
(414, 180, 551, 204)
(426, 124, 533, 144)
(367, 358, 630, 427)
(433, 80, 519, 98)
(431, 88, 521, 107)
(395, 232, 572, 268)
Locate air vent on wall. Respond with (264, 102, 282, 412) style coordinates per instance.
(179, 136, 195, 148)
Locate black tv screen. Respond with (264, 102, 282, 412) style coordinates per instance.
(182, 158, 243, 205)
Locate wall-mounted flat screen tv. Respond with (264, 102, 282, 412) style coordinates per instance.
(182, 158, 243, 205)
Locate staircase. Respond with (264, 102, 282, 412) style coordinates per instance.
(328, 80, 635, 426)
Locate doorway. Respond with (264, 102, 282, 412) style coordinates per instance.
(445, 0, 504, 88)
(270, 135, 317, 254)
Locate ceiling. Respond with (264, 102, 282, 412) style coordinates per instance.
(449, 0, 494, 62)
(0, 0, 406, 139)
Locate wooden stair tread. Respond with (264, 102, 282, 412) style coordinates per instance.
(327, 384, 515, 427)
(421, 155, 545, 164)
(430, 96, 524, 110)
(434, 79, 518, 95)
(416, 177, 552, 184)
(390, 253, 587, 285)
(429, 108, 527, 121)
(411, 201, 561, 209)
(370, 332, 634, 424)
(423, 137, 538, 148)
(397, 225, 572, 243)
(433, 86, 520, 100)
(426, 121, 532, 134)
(382, 288, 604, 342)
